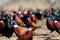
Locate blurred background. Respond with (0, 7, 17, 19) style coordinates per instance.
(0, 0, 60, 10)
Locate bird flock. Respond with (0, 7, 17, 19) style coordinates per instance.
(0, 8, 60, 40)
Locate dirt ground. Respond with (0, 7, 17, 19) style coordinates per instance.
(0, 19, 60, 40)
